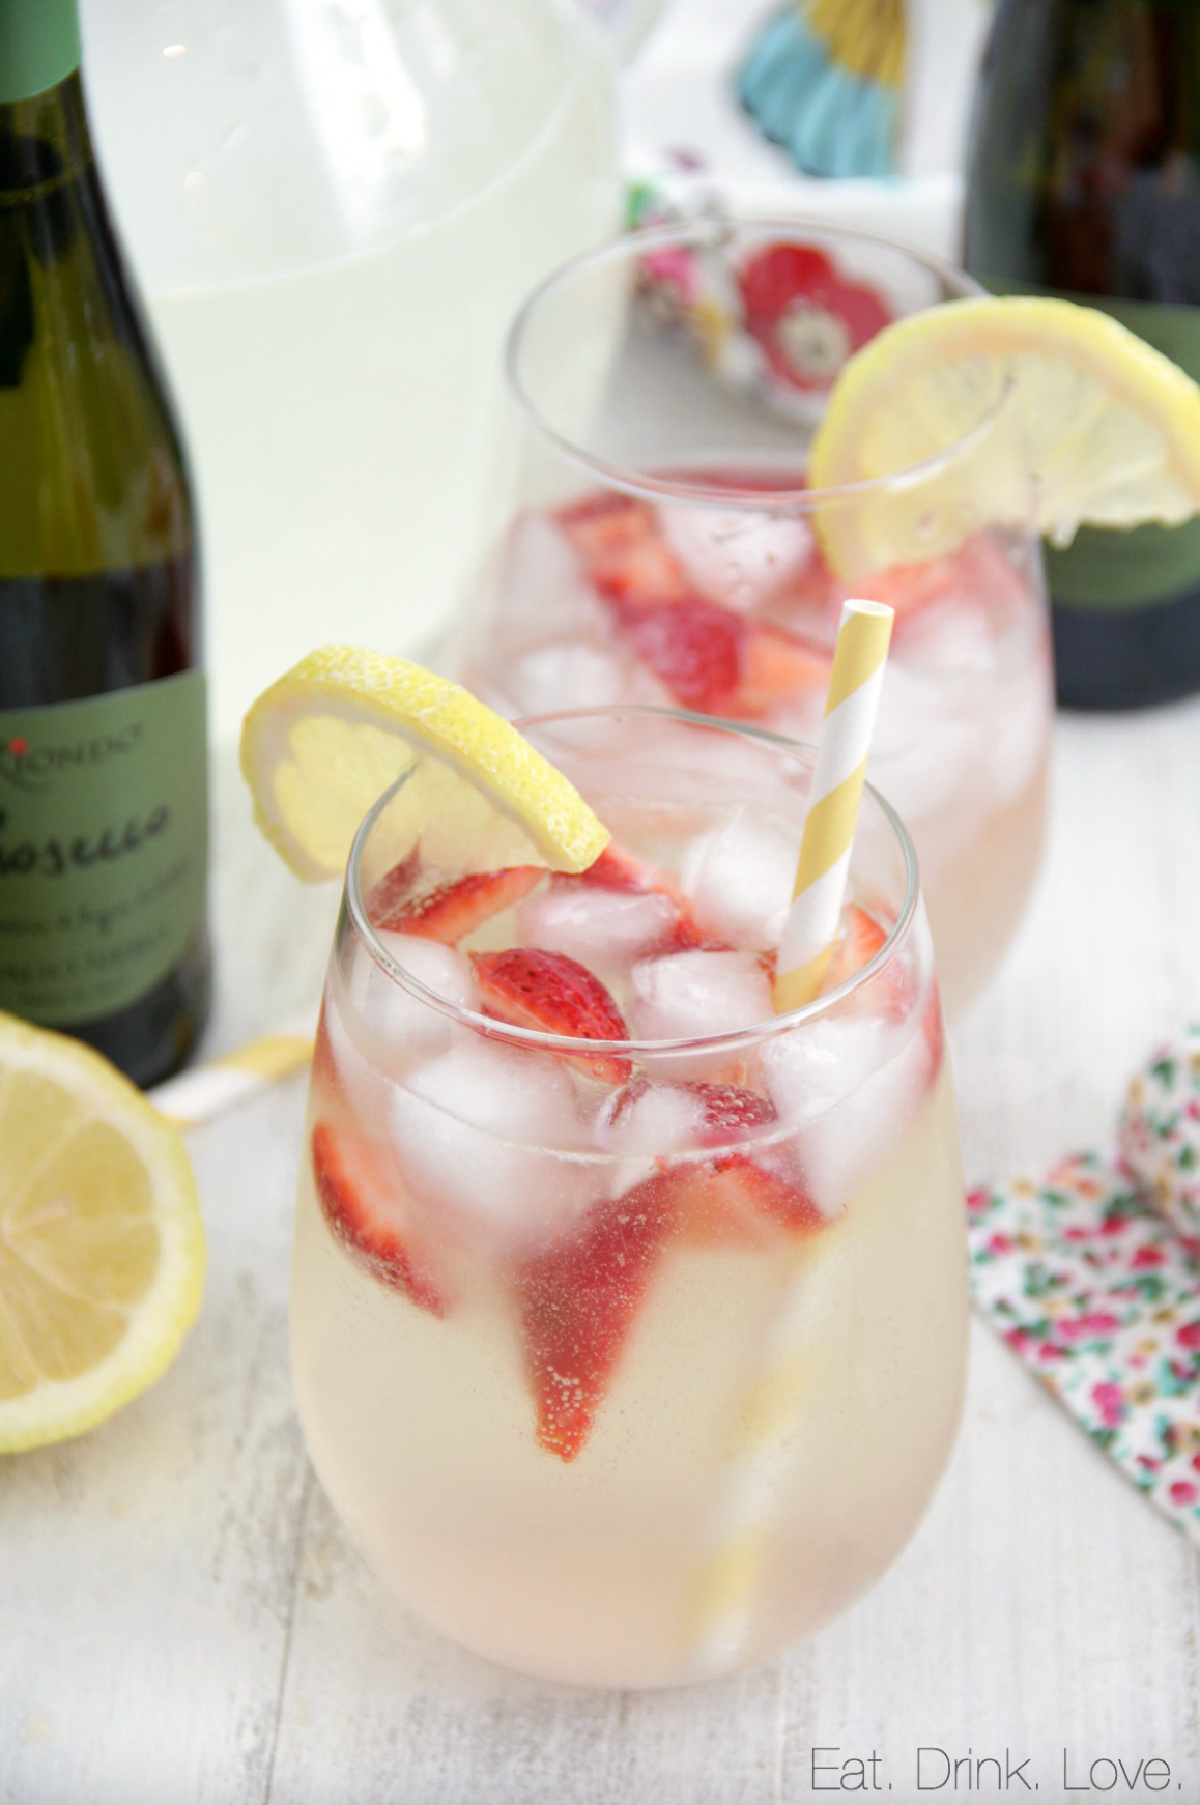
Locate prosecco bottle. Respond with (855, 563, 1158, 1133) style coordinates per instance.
(964, 0, 1200, 709)
(0, 0, 210, 1084)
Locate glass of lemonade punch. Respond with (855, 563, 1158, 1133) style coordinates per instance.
(282, 696, 968, 1689)
(455, 219, 1055, 1018)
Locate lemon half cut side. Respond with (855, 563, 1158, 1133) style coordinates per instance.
(0, 1012, 205, 1454)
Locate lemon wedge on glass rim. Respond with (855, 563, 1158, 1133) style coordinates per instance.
(239, 644, 609, 884)
(0, 1012, 204, 1454)
(808, 293, 1200, 579)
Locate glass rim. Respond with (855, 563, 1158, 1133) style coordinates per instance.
(342, 706, 921, 1060)
(503, 212, 1001, 512)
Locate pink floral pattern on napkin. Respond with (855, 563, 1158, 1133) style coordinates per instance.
(968, 1151, 1200, 1543)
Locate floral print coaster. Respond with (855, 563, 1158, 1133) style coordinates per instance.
(968, 1152, 1200, 1546)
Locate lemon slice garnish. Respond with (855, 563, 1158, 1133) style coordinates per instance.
(239, 645, 609, 883)
(0, 1012, 204, 1453)
(808, 294, 1200, 578)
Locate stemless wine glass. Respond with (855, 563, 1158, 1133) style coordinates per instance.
(291, 707, 968, 1688)
(454, 219, 1054, 1017)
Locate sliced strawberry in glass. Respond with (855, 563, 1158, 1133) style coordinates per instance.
(471, 947, 632, 1084)
(605, 594, 744, 713)
(677, 1081, 821, 1245)
(364, 849, 421, 925)
(311, 1119, 448, 1317)
(734, 622, 833, 718)
(376, 866, 543, 944)
(513, 1170, 679, 1462)
(820, 904, 911, 1019)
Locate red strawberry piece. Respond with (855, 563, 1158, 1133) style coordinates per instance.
(376, 866, 543, 944)
(364, 849, 420, 926)
(556, 490, 655, 558)
(852, 553, 961, 621)
(471, 947, 632, 1084)
(591, 536, 689, 604)
(556, 842, 650, 891)
(820, 904, 910, 1019)
(556, 492, 687, 600)
(604, 1079, 821, 1246)
(734, 622, 832, 719)
(513, 1171, 679, 1461)
(311, 1120, 448, 1317)
(606, 595, 744, 714)
(683, 1081, 821, 1243)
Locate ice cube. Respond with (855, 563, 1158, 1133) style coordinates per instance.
(318, 975, 397, 1129)
(515, 882, 679, 976)
(761, 1013, 926, 1213)
(341, 932, 479, 1075)
(895, 595, 993, 675)
(505, 640, 673, 718)
(661, 505, 813, 613)
(628, 949, 774, 1040)
(869, 665, 991, 838)
(680, 808, 800, 951)
(388, 1034, 608, 1249)
(595, 1077, 709, 1196)
(595, 1079, 707, 1154)
(489, 513, 609, 656)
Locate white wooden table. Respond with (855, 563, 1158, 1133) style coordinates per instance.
(2, 698, 1199, 1805)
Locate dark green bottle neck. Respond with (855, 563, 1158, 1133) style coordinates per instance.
(0, 0, 81, 105)
(0, 71, 94, 205)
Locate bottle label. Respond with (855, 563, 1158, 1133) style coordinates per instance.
(0, 670, 208, 1027)
(980, 278, 1200, 611)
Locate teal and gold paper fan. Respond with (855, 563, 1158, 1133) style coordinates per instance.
(738, 0, 907, 179)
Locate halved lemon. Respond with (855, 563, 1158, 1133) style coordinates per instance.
(0, 1012, 205, 1453)
(240, 645, 609, 883)
(808, 294, 1200, 578)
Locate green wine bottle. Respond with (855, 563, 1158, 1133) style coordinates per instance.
(0, 0, 210, 1085)
(964, 0, 1200, 710)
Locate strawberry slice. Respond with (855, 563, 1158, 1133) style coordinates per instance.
(471, 947, 631, 1083)
(605, 595, 744, 713)
(364, 850, 420, 925)
(557, 490, 655, 557)
(822, 907, 946, 1082)
(853, 552, 962, 621)
(557, 492, 687, 602)
(821, 903, 911, 1020)
(311, 1120, 448, 1316)
(556, 842, 649, 891)
(678, 1082, 821, 1244)
(376, 866, 543, 943)
(734, 623, 832, 719)
(513, 1171, 678, 1461)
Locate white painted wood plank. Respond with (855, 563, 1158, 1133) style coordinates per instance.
(0, 1084, 310, 1805)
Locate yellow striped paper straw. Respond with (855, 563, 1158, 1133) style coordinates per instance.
(773, 597, 894, 1014)
(685, 596, 894, 1674)
(149, 1010, 316, 1130)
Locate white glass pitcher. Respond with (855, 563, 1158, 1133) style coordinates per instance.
(79, 0, 654, 739)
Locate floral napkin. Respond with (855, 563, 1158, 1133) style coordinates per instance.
(967, 1030, 1200, 1546)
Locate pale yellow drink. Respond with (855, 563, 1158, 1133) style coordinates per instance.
(286, 713, 969, 1687)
